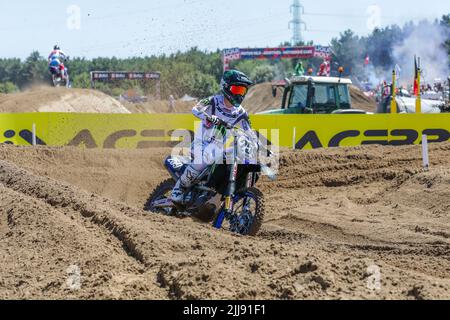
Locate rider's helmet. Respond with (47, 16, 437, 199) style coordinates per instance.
(53, 45, 60, 51)
(220, 70, 254, 107)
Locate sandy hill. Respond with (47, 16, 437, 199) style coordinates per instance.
(242, 82, 282, 113)
(0, 82, 377, 115)
(349, 85, 377, 112)
(0, 86, 130, 114)
(122, 100, 195, 114)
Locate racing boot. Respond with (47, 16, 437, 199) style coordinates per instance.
(171, 166, 201, 204)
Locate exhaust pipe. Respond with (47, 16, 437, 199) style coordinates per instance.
(151, 198, 174, 208)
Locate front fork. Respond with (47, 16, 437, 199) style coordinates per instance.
(213, 136, 239, 229)
(213, 160, 237, 229)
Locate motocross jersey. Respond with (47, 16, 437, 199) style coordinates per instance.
(192, 94, 252, 146)
(48, 50, 67, 63)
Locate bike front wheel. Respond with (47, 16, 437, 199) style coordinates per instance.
(224, 187, 265, 236)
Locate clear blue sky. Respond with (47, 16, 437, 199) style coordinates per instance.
(1, 0, 449, 59)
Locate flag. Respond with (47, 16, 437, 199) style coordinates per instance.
(365, 55, 370, 66)
(395, 64, 401, 79)
(413, 56, 419, 96)
(395, 64, 402, 87)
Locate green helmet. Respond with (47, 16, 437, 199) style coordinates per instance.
(220, 70, 254, 107)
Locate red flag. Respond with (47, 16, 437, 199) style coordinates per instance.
(413, 56, 419, 96)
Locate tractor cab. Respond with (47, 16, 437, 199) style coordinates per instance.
(260, 76, 368, 115)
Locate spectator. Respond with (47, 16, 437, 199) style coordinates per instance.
(169, 95, 176, 112)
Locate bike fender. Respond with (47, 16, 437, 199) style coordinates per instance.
(213, 209, 226, 229)
(152, 198, 174, 208)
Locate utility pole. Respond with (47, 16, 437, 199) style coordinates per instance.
(289, 0, 306, 46)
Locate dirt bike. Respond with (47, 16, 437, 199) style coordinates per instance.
(49, 58, 70, 88)
(50, 68, 70, 88)
(144, 115, 276, 236)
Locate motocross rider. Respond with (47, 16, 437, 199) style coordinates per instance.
(48, 45, 68, 79)
(171, 70, 255, 204)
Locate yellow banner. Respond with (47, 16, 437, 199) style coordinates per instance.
(0, 113, 449, 150)
(252, 114, 450, 149)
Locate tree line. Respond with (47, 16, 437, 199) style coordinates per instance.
(0, 15, 448, 97)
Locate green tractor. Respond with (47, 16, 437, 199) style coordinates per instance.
(259, 76, 370, 115)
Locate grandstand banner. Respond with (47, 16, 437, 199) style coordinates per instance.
(223, 46, 332, 70)
(0, 113, 449, 150)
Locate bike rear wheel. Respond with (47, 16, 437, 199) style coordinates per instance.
(144, 179, 176, 216)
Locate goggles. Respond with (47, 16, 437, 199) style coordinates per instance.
(230, 85, 248, 96)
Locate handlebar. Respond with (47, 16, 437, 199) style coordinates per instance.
(201, 111, 240, 132)
(201, 110, 274, 157)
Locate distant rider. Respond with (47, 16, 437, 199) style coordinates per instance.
(171, 70, 255, 204)
(48, 45, 68, 80)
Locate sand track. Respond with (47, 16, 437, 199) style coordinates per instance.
(0, 143, 449, 300)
